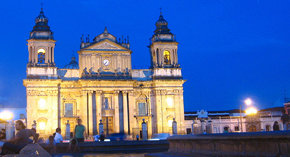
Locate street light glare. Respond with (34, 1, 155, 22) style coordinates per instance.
(245, 107, 258, 115)
(0, 111, 13, 121)
(244, 98, 253, 106)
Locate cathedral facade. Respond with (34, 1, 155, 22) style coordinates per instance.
(23, 9, 185, 138)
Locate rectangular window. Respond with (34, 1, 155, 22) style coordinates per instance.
(104, 97, 109, 109)
(65, 103, 73, 117)
(138, 103, 147, 116)
(234, 126, 239, 131)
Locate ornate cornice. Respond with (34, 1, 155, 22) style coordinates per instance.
(27, 90, 58, 96)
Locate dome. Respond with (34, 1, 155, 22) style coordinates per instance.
(64, 56, 79, 69)
(154, 13, 171, 35)
(155, 14, 168, 26)
(29, 8, 53, 40)
(93, 27, 117, 42)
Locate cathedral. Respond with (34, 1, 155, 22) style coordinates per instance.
(23, 8, 185, 138)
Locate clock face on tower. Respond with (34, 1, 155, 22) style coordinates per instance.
(103, 59, 110, 66)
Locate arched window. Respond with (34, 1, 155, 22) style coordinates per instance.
(163, 50, 171, 65)
(266, 125, 271, 131)
(223, 126, 229, 133)
(38, 48, 45, 64)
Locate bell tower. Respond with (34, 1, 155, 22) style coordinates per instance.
(27, 8, 57, 78)
(150, 12, 182, 79)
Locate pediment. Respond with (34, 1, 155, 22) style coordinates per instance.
(84, 39, 128, 51)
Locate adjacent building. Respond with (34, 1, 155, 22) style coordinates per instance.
(184, 107, 285, 134)
(23, 9, 185, 138)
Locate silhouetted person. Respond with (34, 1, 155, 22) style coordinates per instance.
(0, 120, 38, 155)
(0, 129, 6, 140)
(273, 121, 280, 131)
(46, 135, 56, 154)
(99, 132, 105, 142)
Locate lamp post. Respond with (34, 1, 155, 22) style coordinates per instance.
(0, 111, 13, 140)
(240, 98, 255, 132)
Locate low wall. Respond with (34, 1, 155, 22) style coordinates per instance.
(41, 140, 169, 154)
(146, 131, 290, 157)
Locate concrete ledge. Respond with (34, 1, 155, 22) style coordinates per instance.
(147, 131, 290, 157)
(41, 140, 169, 154)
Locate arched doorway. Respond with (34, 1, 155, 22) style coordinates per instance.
(248, 125, 257, 132)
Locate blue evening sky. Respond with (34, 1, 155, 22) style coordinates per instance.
(0, 0, 289, 111)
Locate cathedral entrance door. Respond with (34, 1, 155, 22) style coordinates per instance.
(102, 116, 113, 135)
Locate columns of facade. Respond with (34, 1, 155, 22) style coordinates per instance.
(178, 89, 185, 134)
(128, 91, 135, 135)
(175, 49, 178, 65)
(92, 92, 97, 135)
(80, 91, 88, 135)
(155, 49, 159, 66)
(146, 91, 152, 138)
(170, 49, 174, 65)
(173, 90, 179, 134)
(28, 47, 31, 63)
(161, 90, 168, 133)
(114, 91, 120, 133)
(34, 46, 38, 63)
(159, 49, 164, 65)
(45, 47, 50, 63)
(155, 90, 162, 133)
(52, 46, 55, 63)
(45, 47, 48, 63)
(57, 84, 61, 128)
(123, 91, 129, 134)
(88, 91, 93, 136)
(96, 91, 102, 134)
(172, 49, 176, 65)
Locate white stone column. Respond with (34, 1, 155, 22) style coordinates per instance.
(80, 91, 88, 132)
(114, 91, 120, 133)
(161, 90, 166, 133)
(28, 46, 31, 63)
(52, 46, 55, 63)
(128, 91, 135, 135)
(92, 92, 97, 135)
(160, 49, 163, 66)
(155, 90, 163, 133)
(45, 47, 48, 63)
(123, 91, 128, 134)
(170, 50, 173, 65)
(47, 46, 51, 63)
(96, 91, 102, 135)
(88, 91, 93, 136)
(34, 47, 38, 63)
(178, 89, 185, 134)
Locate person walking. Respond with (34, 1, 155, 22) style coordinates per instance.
(74, 119, 87, 143)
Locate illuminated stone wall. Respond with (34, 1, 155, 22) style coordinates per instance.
(24, 79, 185, 138)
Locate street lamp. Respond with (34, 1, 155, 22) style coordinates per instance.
(240, 98, 254, 132)
(245, 107, 258, 115)
(0, 111, 13, 140)
(244, 98, 253, 106)
(0, 111, 13, 121)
